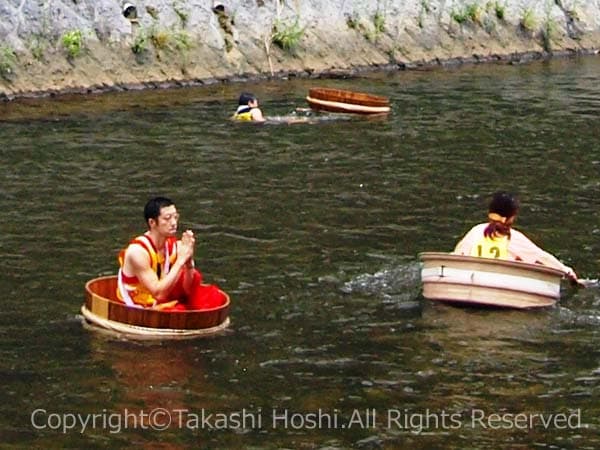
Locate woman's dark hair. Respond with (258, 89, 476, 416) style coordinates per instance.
(144, 196, 174, 224)
(484, 191, 519, 238)
(238, 92, 256, 106)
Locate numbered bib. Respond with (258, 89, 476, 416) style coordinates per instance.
(471, 235, 509, 259)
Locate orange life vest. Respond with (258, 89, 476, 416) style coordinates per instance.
(116, 234, 178, 307)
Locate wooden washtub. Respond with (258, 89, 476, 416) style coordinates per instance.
(419, 252, 565, 309)
(306, 87, 391, 115)
(82, 275, 230, 339)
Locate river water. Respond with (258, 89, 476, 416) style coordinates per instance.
(1, 56, 600, 449)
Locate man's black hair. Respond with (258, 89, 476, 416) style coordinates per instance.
(144, 196, 174, 225)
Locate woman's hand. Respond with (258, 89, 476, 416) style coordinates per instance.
(565, 267, 585, 287)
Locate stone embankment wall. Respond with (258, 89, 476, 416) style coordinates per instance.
(0, 0, 599, 100)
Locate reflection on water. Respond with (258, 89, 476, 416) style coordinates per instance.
(1, 56, 600, 448)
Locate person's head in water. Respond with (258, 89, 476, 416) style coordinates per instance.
(234, 92, 265, 122)
(238, 92, 258, 108)
(485, 191, 519, 238)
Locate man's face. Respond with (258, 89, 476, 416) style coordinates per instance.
(153, 205, 179, 236)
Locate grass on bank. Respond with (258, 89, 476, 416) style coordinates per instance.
(345, 10, 387, 42)
(271, 19, 304, 52)
(418, 0, 431, 28)
(0, 46, 17, 80)
(520, 8, 536, 32)
(493, 1, 506, 20)
(542, 17, 558, 52)
(132, 29, 149, 55)
(373, 11, 386, 34)
(28, 36, 47, 61)
(451, 3, 483, 25)
(61, 30, 84, 58)
(173, 2, 189, 27)
(450, 1, 506, 26)
(131, 27, 193, 57)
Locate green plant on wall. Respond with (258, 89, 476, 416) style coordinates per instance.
(466, 3, 483, 23)
(150, 28, 171, 50)
(418, 0, 431, 28)
(566, 6, 580, 21)
(61, 30, 84, 58)
(363, 11, 386, 41)
(149, 28, 192, 51)
(492, 1, 506, 20)
(0, 46, 17, 80)
(215, 7, 235, 53)
(541, 18, 557, 51)
(346, 10, 387, 42)
(451, 3, 483, 25)
(173, 3, 189, 27)
(131, 28, 149, 55)
(146, 5, 159, 20)
(346, 12, 360, 30)
(172, 30, 192, 51)
(131, 25, 193, 63)
(520, 8, 536, 32)
(373, 11, 386, 34)
(29, 36, 47, 61)
(345, 12, 373, 41)
(271, 18, 304, 52)
(451, 8, 468, 24)
(370, 0, 388, 40)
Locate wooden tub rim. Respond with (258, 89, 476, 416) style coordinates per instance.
(308, 87, 390, 106)
(80, 305, 231, 339)
(306, 96, 391, 114)
(82, 275, 231, 337)
(419, 252, 566, 278)
(84, 275, 231, 313)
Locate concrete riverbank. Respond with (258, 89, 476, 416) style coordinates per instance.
(1, 0, 599, 100)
